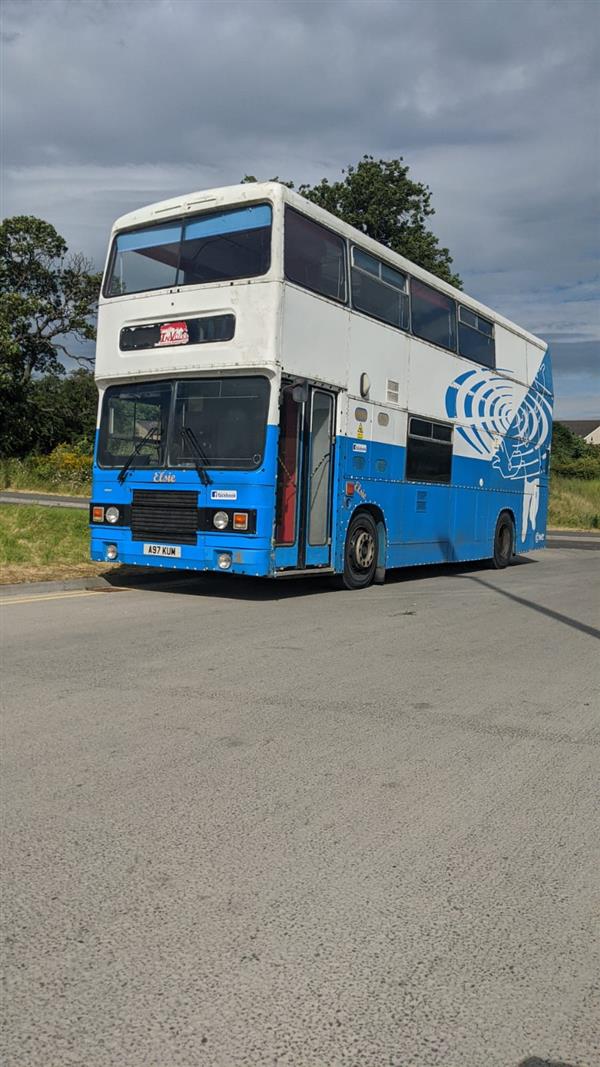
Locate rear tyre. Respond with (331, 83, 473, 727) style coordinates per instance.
(491, 511, 515, 569)
(340, 511, 378, 590)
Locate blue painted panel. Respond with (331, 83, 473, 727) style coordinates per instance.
(90, 424, 279, 577)
(305, 543, 330, 566)
(184, 205, 271, 240)
(116, 225, 181, 253)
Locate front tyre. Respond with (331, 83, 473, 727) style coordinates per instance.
(491, 511, 515, 569)
(340, 511, 378, 589)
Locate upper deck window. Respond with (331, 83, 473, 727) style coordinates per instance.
(351, 246, 409, 331)
(411, 279, 457, 352)
(458, 306, 495, 368)
(284, 208, 346, 303)
(104, 204, 272, 297)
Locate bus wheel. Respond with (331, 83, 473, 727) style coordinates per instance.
(491, 511, 515, 569)
(341, 511, 378, 589)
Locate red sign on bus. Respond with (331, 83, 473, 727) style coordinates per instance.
(157, 321, 189, 346)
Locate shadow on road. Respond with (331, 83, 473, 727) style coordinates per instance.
(462, 573, 600, 641)
(518, 1059, 578, 1067)
(104, 555, 535, 602)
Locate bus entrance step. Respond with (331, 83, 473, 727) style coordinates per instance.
(273, 567, 335, 579)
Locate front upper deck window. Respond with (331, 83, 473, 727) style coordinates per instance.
(104, 204, 272, 297)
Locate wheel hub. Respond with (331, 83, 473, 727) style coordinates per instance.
(353, 530, 375, 569)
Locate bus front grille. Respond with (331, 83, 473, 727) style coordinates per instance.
(131, 489, 199, 545)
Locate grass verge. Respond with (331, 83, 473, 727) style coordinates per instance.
(548, 476, 600, 530)
(0, 504, 106, 585)
(1, 476, 598, 586)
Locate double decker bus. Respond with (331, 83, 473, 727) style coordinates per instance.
(90, 182, 553, 589)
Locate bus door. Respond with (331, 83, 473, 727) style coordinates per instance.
(274, 382, 336, 571)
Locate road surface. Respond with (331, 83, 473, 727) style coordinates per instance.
(0, 490, 88, 510)
(1, 545, 598, 1067)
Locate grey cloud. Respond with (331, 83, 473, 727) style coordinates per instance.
(2, 0, 598, 413)
(4, 0, 597, 168)
(551, 341, 600, 376)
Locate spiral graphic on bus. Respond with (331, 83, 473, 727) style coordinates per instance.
(445, 367, 552, 481)
(445, 361, 552, 543)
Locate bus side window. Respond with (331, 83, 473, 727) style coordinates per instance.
(284, 208, 346, 304)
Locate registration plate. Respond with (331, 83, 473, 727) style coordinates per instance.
(143, 543, 182, 558)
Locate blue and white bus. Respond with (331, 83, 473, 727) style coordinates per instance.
(90, 182, 553, 589)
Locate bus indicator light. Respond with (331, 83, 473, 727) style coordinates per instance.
(92, 506, 105, 522)
(345, 482, 355, 496)
(233, 512, 248, 530)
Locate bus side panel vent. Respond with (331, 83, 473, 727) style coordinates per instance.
(416, 491, 428, 513)
(386, 379, 400, 404)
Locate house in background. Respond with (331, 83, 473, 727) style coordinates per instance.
(562, 420, 600, 445)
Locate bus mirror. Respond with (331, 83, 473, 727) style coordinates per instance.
(292, 383, 309, 404)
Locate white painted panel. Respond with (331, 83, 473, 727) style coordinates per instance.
(281, 285, 349, 387)
(527, 342, 549, 389)
(495, 326, 527, 382)
(347, 312, 410, 409)
(347, 397, 373, 447)
(406, 339, 467, 423)
(95, 279, 280, 385)
(373, 405, 396, 447)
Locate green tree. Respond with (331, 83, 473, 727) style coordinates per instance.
(551, 420, 590, 462)
(29, 370, 98, 454)
(242, 155, 461, 287)
(0, 216, 101, 384)
(0, 217, 101, 456)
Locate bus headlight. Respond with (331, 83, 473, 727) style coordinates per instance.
(105, 506, 120, 524)
(213, 511, 229, 530)
(217, 552, 232, 570)
(106, 544, 118, 561)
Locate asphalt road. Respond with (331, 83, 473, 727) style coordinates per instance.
(0, 491, 88, 510)
(1, 546, 599, 1067)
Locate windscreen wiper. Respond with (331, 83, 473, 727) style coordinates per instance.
(117, 425, 160, 484)
(181, 426, 213, 486)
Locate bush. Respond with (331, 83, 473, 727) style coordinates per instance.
(551, 421, 600, 479)
(552, 456, 600, 480)
(0, 442, 92, 494)
(29, 442, 92, 487)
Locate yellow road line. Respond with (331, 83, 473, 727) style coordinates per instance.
(0, 590, 102, 607)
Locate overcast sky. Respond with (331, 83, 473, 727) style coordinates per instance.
(2, 0, 598, 416)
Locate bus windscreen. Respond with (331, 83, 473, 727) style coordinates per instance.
(105, 204, 272, 296)
(98, 376, 270, 472)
